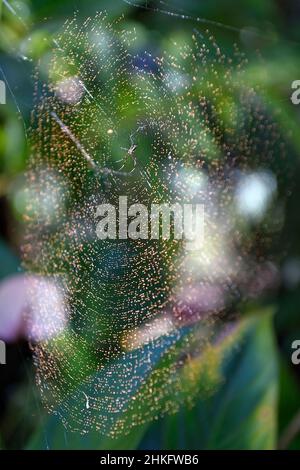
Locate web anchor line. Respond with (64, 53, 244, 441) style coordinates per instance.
(50, 111, 136, 177)
(122, 0, 300, 46)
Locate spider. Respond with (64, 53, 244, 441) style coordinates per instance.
(116, 135, 138, 173)
(116, 123, 149, 173)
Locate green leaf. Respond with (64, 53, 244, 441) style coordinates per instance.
(26, 324, 227, 450)
(140, 312, 278, 450)
(278, 359, 300, 449)
(27, 311, 278, 450)
(27, 328, 190, 449)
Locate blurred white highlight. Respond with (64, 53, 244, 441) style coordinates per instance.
(55, 76, 85, 105)
(235, 170, 277, 220)
(123, 316, 175, 350)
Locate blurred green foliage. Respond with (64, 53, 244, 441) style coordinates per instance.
(1, 0, 300, 451)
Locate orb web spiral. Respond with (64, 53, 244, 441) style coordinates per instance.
(23, 12, 287, 436)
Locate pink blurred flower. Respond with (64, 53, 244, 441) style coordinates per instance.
(173, 283, 226, 325)
(0, 274, 68, 343)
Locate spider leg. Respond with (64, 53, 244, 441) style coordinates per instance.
(129, 133, 135, 147)
(114, 148, 129, 168)
(128, 152, 137, 173)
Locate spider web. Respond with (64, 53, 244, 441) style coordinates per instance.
(22, 11, 287, 437)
